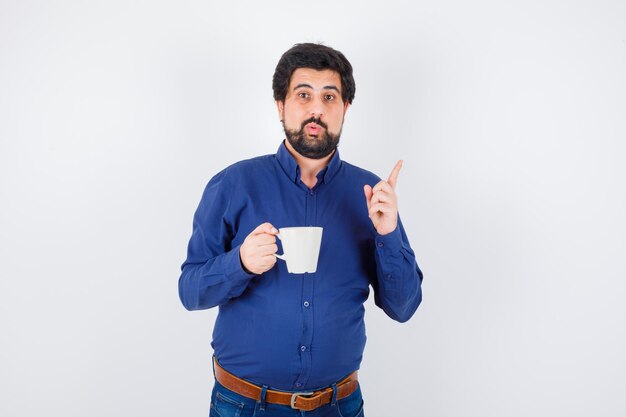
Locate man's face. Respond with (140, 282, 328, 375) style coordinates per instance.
(277, 68, 350, 159)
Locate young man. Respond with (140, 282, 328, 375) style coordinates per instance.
(179, 43, 423, 417)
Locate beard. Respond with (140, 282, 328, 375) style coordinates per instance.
(283, 117, 342, 160)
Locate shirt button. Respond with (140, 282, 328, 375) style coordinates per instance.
(304, 301, 310, 307)
(301, 346, 306, 352)
(296, 382, 302, 388)
(377, 242, 384, 248)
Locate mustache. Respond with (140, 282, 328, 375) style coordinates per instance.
(300, 117, 328, 131)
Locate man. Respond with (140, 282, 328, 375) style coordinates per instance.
(179, 43, 423, 417)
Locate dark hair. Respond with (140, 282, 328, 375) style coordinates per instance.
(272, 43, 356, 104)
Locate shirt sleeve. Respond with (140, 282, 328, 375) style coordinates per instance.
(371, 215, 423, 322)
(178, 169, 255, 311)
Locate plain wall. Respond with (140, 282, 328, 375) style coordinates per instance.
(1, 0, 625, 415)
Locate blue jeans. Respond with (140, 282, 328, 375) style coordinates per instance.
(209, 380, 365, 417)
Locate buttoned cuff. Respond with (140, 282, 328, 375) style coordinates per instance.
(374, 225, 403, 256)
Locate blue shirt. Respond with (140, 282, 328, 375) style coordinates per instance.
(179, 141, 423, 391)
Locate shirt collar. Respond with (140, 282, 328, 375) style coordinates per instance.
(275, 140, 342, 186)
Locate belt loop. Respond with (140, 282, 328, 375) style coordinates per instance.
(330, 383, 339, 407)
(259, 385, 268, 411)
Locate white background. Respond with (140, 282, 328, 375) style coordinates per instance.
(1, 1, 625, 416)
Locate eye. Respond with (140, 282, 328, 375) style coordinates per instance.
(298, 92, 310, 99)
(324, 94, 335, 101)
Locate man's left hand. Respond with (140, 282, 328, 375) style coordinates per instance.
(363, 160, 403, 236)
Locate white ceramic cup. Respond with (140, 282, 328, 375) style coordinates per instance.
(274, 227, 323, 274)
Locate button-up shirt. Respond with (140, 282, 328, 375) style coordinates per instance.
(179, 141, 423, 391)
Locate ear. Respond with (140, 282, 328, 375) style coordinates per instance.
(343, 101, 350, 115)
(276, 100, 285, 121)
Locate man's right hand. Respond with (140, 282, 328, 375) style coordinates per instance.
(239, 222, 279, 275)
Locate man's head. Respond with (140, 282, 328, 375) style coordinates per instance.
(273, 43, 356, 160)
(273, 43, 356, 105)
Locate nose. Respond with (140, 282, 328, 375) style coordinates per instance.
(308, 97, 325, 119)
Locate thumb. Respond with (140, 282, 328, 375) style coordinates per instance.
(253, 222, 278, 235)
(363, 185, 373, 209)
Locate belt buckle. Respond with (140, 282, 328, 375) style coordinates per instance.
(290, 391, 314, 410)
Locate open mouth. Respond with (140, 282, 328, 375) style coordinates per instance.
(305, 123, 323, 136)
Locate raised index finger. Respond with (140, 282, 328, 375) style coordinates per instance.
(387, 160, 403, 189)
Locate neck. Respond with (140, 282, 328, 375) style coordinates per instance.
(284, 139, 335, 187)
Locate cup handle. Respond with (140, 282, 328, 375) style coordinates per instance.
(274, 233, 286, 261)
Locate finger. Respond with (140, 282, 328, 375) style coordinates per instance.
(254, 234, 278, 245)
(257, 243, 279, 256)
(251, 222, 278, 236)
(368, 203, 395, 217)
(369, 202, 395, 213)
(260, 254, 278, 265)
(249, 256, 276, 274)
(372, 180, 394, 194)
(370, 191, 394, 205)
(259, 255, 278, 270)
(249, 248, 278, 267)
(387, 160, 403, 189)
(363, 185, 373, 209)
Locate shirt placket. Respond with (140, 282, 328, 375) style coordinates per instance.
(294, 187, 317, 389)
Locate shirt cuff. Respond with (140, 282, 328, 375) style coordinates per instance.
(374, 225, 403, 256)
(224, 244, 256, 281)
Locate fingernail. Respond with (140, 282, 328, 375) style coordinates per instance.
(271, 228, 278, 234)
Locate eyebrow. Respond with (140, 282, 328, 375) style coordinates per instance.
(293, 83, 341, 93)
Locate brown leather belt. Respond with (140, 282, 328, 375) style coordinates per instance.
(213, 357, 359, 411)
